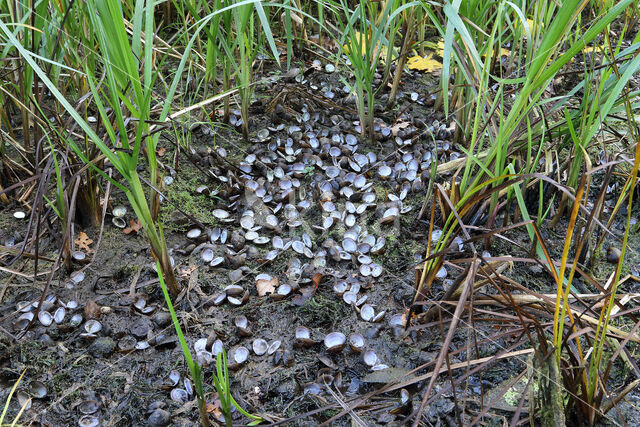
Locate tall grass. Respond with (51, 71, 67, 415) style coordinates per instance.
(329, 0, 419, 141)
(1, 0, 181, 296)
(414, 0, 640, 422)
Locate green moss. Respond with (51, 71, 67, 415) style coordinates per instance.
(160, 171, 218, 230)
(295, 293, 349, 329)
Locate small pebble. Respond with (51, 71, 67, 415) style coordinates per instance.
(147, 408, 171, 427)
(130, 318, 153, 338)
(606, 247, 621, 264)
(89, 337, 116, 358)
(39, 334, 55, 347)
(153, 312, 172, 328)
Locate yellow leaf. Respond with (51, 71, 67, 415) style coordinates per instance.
(481, 46, 511, 60)
(421, 38, 445, 57)
(407, 53, 442, 72)
(514, 17, 538, 32)
(343, 31, 388, 64)
(436, 39, 445, 57)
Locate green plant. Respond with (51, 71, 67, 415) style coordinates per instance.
(156, 261, 210, 426)
(0, 0, 181, 297)
(233, 2, 258, 142)
(0, 0, 49, 164)
(157, 261, 262, 426)
(42, 138, 71, 272)
(212, 348, 263, 426)
(331, 0, 417, 142)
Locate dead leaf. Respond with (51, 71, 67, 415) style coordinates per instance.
(515, 18, 537, 33)
(157, 147, 166, 157)
(407, 53, 442, 72)
(583, 46, 599, 54)
(85, 299, 101, 319)
(123, 219, 142, 235)
(310, 61, 322, 71)
(309, 34, 340, 52)
(390, 120, 410, 137)
(206, 400, 222, 419)
(312, 272, 323, 290)
(256, 276, 278, 297)
(74, 232, 94, 253)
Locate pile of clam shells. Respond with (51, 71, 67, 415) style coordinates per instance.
(183, 116, 456, 292)
(157, 62, 459, 408)
(46, 60, 461, 422)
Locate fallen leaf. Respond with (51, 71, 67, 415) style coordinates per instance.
(206, 399, 223, 418)
(84, 299, 101, 319)
(435, 39, 445, 57)
(292, 285, 316, 306)
(515, 18, 537, 33)
(407, 53, 442, 72)
(312, 272, 323, 290)
(256, 276, 278, 297)
(422, 39, 445, 57)
(123, 219, 142, 235)
(343, 31, 388, 64)
(157, 147, 166, 157)
(390, 120, 410, 136)
(484, 47, 511, 58)
(583, 46, 599, 54)
(74, 232, 94, 253)
(309, 34, 340, 52)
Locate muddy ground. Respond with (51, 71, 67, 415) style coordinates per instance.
(1, 54, 640, 426)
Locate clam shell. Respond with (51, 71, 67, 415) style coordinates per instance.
(78, 415, 100, 427)
(78, 399, 99, 415)
(234, 315, 249, 329)
(295, 326, 311, 340)
(54, 307, 66, 324)
(232, 346, 249, 364)
(253, 339, 268, 356)
(225, 285, 244, 296)
(112, 206, 127, 217)
(210, 256, 225, 267)
(370, 263, 383, 277)
(333, 281, 348, 295)
(268, 340, 281, 355)
(194, 338, 208, 353)
(171, 388, 189, 403)
(389, 313, 406, 328)
(201, 248, 214, 263)
(324, 332, 346, 353)
(212, 209, 230, 220)
(360, 304, 375, 322)
(343, 292, 357, 305)
(212, 339, 224, 356)
(84, 320, 102, 334)
(436, 266, 448, 279)
(187, 228, 202, 240)
(29, 380, 47, 398)
(348, 333, 365, 353)
(38, 311, 53, 326)
(169, 370, 181, 386)
(363, 350, 378, 367)
(70, 314, 83, 327)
